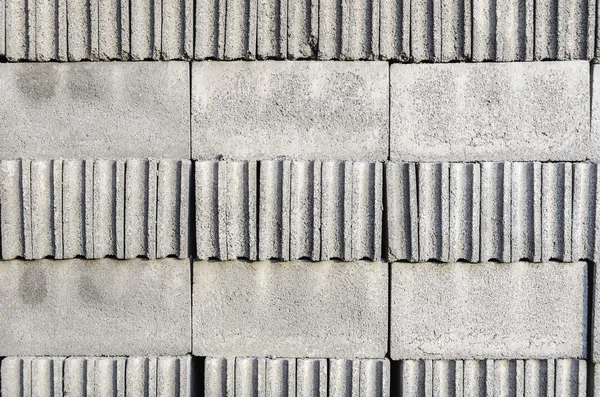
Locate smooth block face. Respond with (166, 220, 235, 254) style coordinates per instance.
(391, 262, 588, 360)
(192, 61, 389, 161)
(0, 62, 190, 159)
(193, 260, 388, 357)
(390, 62, 590, 161)
(0, 258, 191, 355)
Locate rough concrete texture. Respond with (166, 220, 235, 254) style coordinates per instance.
(0, 258, 191, 356)
(386, 162, 578, 263)
(0, 62, 189, 159)
(1, 356, 193, 397)
(195, 160, 382, 261)
(0, 159, 190, 260)
(192, 61, 388, 161)
(391, 62, 590, 162)
(391, 261, 588, 360)
(205, 357, 390, 397)
(397, 359, 586, 397)
(193, 260, 388, 358)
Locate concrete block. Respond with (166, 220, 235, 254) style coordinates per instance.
(266, 358, 296, 397)
(440, 0, 471, 61)
(536, 0, 595, 60)
(0, 62, 190, 159)
(290, 161, 322, 261)
(480, 162, 512, 262)
(192, 61, 388, 161)
(397, 359, 586, 397)
(162, 0, 193, 59)
(0, 258, 191, 355)
(318, 0, 379, 60)
(259, 160, 291, 260)
(379, 0, 409, 60)
(0, 0, 4, 59)
(67, 0, 99, 60)
(542, 163, 573, 262)
(194, 0, 225, 59)
(287, 0, 317, 59)
(257, 0, 287, 59)
(572, 163, 600, 262)
(205, 357, 236, 397)
(195, 161, 227, 260)
(391, 261, 588, 359)
(62, 159, 93, 258)
(330, 359, 390, 397)
(5, 0, 35, 60)
(410, 0, 441, 62)
(386, 163, 418, 262)
(320, 162, 352, 261)
(511, 162, 542, 262)
(98, 0, 129, 60)
(472, 0, 534, 61)
(224, 0, 256, 59)
(193, 260, 388, 358)
(297, 359, 327, 397)
(1, 357, 64, 397)
(124, 159, 156, 259)
(0, 160, 27, 260)
(130, 0, 160, 59)
(93, 159, 124, 259)
(35, 0, 67, 60)
(30, 159, 62, 259)
(417, 163, 449, 262)
(448, 163, 480, 262)
(390, 62, 590, 162)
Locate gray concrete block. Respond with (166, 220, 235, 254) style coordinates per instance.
(192, 61, 388, 161)
(441, 0, 471, 61)
(130, 0, 160, 59)
(287, 0, 317, 59)
(65, 357, 126, 396)
(259, 160, 291, 260)
(35, 0, 67, 60)
(30, 159, 62, 260)
(124, 159, 156, 259)
(449, 163, 480, 262)
(410, 0, 441, 62)
(224, 0, 256, 59)
(398, 359, 586, 397)
(472, 0, 534, 61)
(386, 162, 418, 262)
(193, 260, 388, 358)
(162, 0, 193, 59)
(194, 0, 225, 59)
(195, 161, 227, 260)
(572, 163, 600, 262)
(0, 0, 4, 58)
(417, 163, 449, 262)
(330, 359, 390, 397)
(391, 261, 588, 359)
(390, 62, 590, 162)
(1, 357, 64, 397)
(266, 358, 296, 397)
(480, 162, 512, 262)
(321, 162, 353, 261)
(542, 163, 573, 262)
(257, 0, 287, 59)
(205, 357, 236, 397)
(0, 62, 190, 159)
(297, 359, 327, 397)
(0, 160, 27, 260)
(236, 358, 266, 397)
(290, 161, 322, 261)
(318, 0, 379, 60)
(5, 0, 34, 60)
(98, 0, 129, 59)
(93, 158, 123, 259)
(0, 257, 191, 355)
(379, 0, 409, 60)
(67, 0, 99, 60)
(62, 159, 92, 258)
(511, 162, 542, 262)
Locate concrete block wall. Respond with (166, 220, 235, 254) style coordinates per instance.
(2, 2, 600, 396)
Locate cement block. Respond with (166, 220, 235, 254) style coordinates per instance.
(0, 62, 190, 159)
(397, 359, 586, 397)
(67, 0, 99, 60)
(98, 0, 129, 59)
(193, 260, 388, 358)
(192, 61, 388, 161)
(0, 258, 191, 355)
(390, 62, 590, 162)
(391, 261, 588, 359)
(379, 0, 409, 60)
(287, 0, 317, 59)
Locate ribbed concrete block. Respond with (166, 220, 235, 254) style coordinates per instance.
(511, 162, 542, 262)
(440, 0, 470, 61)
(30, 159, 61, 260)
(93, 159, 123, 258)
(0, 0, 5, 59)
(449, 163, 480, 262)
(236, 358, 266, 397)
(257, 0, 287, 59)
(0, 160, 26, 260)
(65, 357, 127, 397)
(386, 162, 418, 262)
(0, 62, 190, 159)
(266, 358, 296, 397)
(391, 62, 590, 161)
(192, 61, 388, 161)
(224, 0, 257, 59)
(541, 163, 573, 262)
(62, 159, 92, 258)
(417, 163, 449, 262)
(1, 357, 64, 397)
(205, 357, 236, 397)
(321, 161, 353, 261)
(297, 359, 327, 397)
(379, 0, 409, 60)
(287, 0, 318, 59)
(398, 359, 585, 397)
(162, 0, 193, 59)
(472, 0, 534, 61)
(225, 161, 258, 260)
(98, 0, 129, 59)
(330, 359, 360, 397)
(194, 0, 226, 59)
(130, 0, 160, 59)
(290, 161, 321, 261)
(193, 260, 388, 357)
(411, 0, 441, 62)
(352, 162, 383, 261)
(67, 0, 99, 60)
(391, 261, 588, 359)
(195, 161, 226, 260)
(124, 159, 156, 259)
(259, 160, 291, 261)
(480, 162, 512, 262)
(572, 163, 600, 262)
(0, 258, 191, 355)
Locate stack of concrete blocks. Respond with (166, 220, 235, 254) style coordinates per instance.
(0, 0, 599, 396)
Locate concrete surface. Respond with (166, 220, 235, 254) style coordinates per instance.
(0, 258, 191, 355)
(0, 62, 190, 159)
(192, 61, 388, 161)
(391, 261, 588, 359)
(391, 62, 590, 161)
(193, 260, 388, 358)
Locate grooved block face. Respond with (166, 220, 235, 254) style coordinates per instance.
(192, 61, 389, 161)
(0, 258, 191, 355)
(193, 260, 388, 357)
(390, 62, 590, 161)
(0, 62, 190, 159)
(390, 262, 588, 360)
